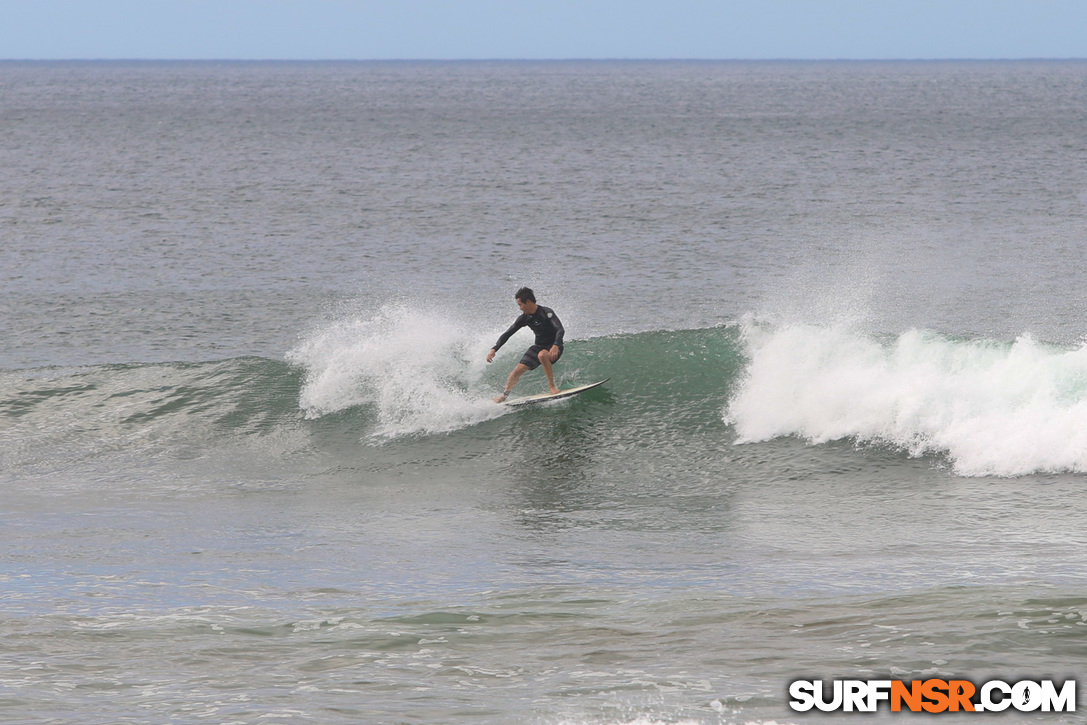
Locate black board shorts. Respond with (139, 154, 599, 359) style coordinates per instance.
(520, 344, 563, 370)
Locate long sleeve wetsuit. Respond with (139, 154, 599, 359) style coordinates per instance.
(492, 306, 565, 352)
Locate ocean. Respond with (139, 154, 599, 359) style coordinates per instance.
(2, 60, 1086, 723)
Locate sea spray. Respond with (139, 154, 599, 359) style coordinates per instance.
(725, 321, 1087, 476)
(286, 304, 505, 437)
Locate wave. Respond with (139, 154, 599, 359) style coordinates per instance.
(727, 320, 1087, 476)
(0, 357, 306, 472)
(9, 309, 1087, 478)
(0, 314, 741, 472)
(285, 304, 744, 439)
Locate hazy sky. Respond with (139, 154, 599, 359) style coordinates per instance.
(3, 0, 1086, 61)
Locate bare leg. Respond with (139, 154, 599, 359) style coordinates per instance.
(494, 363, 531, 403)
(539, 349, 560, 394)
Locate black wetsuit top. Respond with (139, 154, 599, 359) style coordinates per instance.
(493, 306, 565, 351)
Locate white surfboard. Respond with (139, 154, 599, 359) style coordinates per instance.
(503, 379, 610, 407)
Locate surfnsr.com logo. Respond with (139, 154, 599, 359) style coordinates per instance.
(789, 679, 1076, 713)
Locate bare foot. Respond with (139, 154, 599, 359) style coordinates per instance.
(493, 393, 508, 403)
(549, 386, 561, 395)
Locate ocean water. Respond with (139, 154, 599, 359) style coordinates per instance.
(2, 60, 1087, 724)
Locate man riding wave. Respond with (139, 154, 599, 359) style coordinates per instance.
(486, 287, 565, 403)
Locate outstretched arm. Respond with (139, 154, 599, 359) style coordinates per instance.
(489, 317, 526, 359)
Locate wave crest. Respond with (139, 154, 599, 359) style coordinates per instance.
(726, 322, 1087, 476)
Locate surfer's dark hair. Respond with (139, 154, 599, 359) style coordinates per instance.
(515, 287, 536, 303)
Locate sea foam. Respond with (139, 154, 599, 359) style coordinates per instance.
(725, 321, 1087, 476)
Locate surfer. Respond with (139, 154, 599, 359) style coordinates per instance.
(487, 287, 565, 403)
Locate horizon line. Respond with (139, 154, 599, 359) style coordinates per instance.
(3, 57, 1086, 63)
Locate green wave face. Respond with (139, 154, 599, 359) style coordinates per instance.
(1, 329, 746, 481)
(11, 324, 1087, 479)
